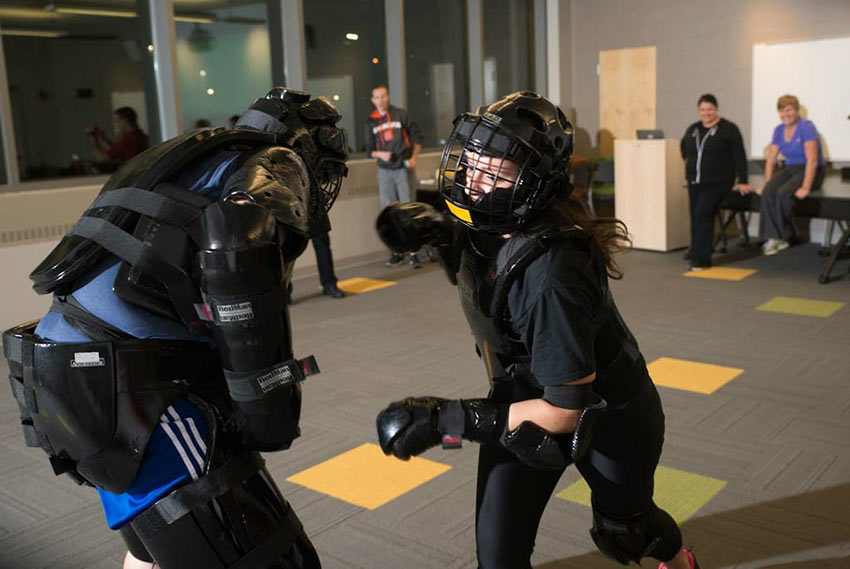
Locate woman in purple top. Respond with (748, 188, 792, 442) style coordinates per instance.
(746, 94, 826, 255)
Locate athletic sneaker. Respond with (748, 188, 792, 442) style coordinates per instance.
(762, 238, 790, 256)
(386, 253, 404, 267)
(409, 253, 421, 269)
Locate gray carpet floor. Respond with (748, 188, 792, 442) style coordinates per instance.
(0, 242, 848, 569)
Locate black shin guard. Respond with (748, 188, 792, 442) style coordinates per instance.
(130, 451, 319, 569)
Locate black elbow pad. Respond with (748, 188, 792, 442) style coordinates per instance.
(198, 200, 303, 450)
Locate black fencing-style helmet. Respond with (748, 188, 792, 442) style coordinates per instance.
(237, 87, 349, 227)
(439, 91, 574, 233)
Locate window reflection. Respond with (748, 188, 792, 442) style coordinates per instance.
(304, 0, 386, 155)
(404, 0, 468, 149)
(483, 0, 534, 104)
(174, 1, 271, 132)
(1, 3, 155, 182)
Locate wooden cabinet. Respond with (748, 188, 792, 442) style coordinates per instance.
(614, 139, 689, 251)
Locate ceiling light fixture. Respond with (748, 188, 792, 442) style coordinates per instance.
(52, 6, 136, 18)
(47, 5, 215, 23)
(0, 28, 65, 38)
(175, 15, 215, 24)
(345, 33, 359, 41)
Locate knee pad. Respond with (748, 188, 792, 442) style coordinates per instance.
(129, 451, 318, 569)
(589, 502, 682, 565)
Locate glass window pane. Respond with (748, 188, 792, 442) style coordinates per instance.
(404, 0, 468, 148)
(484, 0, 533, 104)
(174, 2, 271, 131)
(305, 0, 386, 156)
(1, 2, 156, 182)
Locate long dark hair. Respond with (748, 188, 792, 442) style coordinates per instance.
(550, 193, 631, 279)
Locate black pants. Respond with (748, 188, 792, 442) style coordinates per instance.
(311, 231, 338, 288)
(759, 165, 825, 241)
(474, 378, 681, 569)
(687, 182, 731, 267)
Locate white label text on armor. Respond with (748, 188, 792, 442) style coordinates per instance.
(217, 302, 254, 322)
(71, 352, 105, 368)
(257, 365, 295, 393)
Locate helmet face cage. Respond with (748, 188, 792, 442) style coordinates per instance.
(314, 156, 348, 215)
(439, 113, 545, 233)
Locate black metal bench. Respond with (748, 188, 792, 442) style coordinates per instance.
(718, 175, 850, 283)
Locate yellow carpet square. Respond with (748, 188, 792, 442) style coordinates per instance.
(556, 465, 726, 523)
(336, 277, 396, 294)
(756, 296, 845, 318)
(683, 267, 756, 281)
(286, 443, 450, 510)
(647, 357, 744, 394)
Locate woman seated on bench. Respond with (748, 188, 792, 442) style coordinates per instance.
(741, 94, 826, 256)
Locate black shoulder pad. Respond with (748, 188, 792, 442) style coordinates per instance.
(221, 146, 311, 238)
(200, 200, 277, 251)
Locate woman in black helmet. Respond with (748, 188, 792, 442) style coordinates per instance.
(374, 92, 699, 569)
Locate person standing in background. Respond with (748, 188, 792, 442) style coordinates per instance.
(87, 106, 149, 164)
(366, 85, 424, 268)
(740, 94, 826, 256)
(311, 214, 345, 299)
(680, 94, 751, 270)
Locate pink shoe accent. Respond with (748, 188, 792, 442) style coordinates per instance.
(658, 548, 697, 569)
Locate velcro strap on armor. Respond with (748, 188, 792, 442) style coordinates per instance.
(437, 399, 464, 449)
(68, 216, 202, 327)
(8, 375, 30, 413)
(223, 356, 319, 402)
(21, 423, 40, 448)
(86, 186, 204, 230)
(148, 451, 265, 525)
(228, 506, 303, 569)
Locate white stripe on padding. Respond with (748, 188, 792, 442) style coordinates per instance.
(160, 422, 199, 480)
(185, 417, 208, 455)
(167, 406, 204, 470)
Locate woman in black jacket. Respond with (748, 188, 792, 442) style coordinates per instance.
(680, 94, 752, 269)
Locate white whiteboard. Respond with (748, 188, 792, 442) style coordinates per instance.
(751, 37, 850, 161)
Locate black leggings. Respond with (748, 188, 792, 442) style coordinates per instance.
(474, 379, 681, 569)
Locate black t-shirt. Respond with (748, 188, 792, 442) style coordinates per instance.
(498, 234, 602, 387)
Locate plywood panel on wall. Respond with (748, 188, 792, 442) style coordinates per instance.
(599, 46, 656, 156)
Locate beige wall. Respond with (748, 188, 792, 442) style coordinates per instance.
(568, 0, 850, 159)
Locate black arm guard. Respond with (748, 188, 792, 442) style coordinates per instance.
(376, 202, 455, 253)
(198, 200, 302, 451)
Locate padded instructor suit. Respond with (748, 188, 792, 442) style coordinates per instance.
(3, 88, 348, 569)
